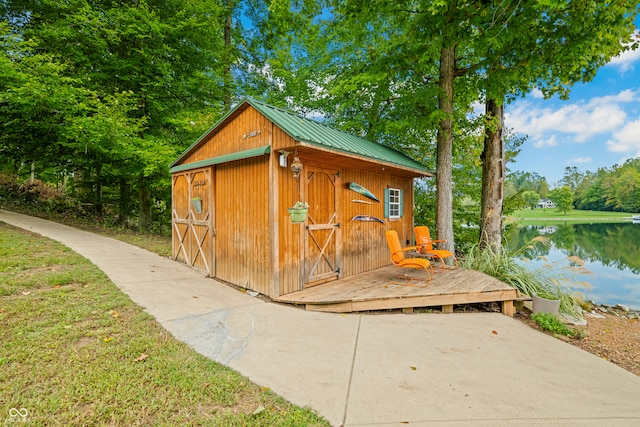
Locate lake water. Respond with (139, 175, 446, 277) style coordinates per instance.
(505, 222, 640, 311)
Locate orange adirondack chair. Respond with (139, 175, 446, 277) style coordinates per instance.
(414, 226, 458, 269)
(385, 230, 433, 284)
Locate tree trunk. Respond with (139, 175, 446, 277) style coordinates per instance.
(479, 97, 505, 251)
(435, 45, 455, 257)
(223, 0, 233, 108)
(138, 177, 152, 231)
(118, 178, 129, 226)
(94, 162, 103, 217)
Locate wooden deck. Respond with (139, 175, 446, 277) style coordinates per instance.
(273, 266, 517, 316)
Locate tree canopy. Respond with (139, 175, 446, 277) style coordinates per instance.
(1, 0, 639, 239)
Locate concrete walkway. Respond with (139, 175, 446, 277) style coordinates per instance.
(2, 209, 640, 426)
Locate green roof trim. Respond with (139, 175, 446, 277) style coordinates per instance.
(171, 99, 433, 176)
(169, 145, 271, 173)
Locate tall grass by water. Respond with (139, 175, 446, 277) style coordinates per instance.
(462, 236, 590, 319)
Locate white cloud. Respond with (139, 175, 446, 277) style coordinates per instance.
(531, 88, 544, 99)
(567, 156, 592, 164)
(506, 89, 640, 144)
(304, 110, 326, 121)
(532, 134, 558, 148)
(608, 49, 640, 73)
(589, 88, 639, 105)
(606, 118, 640, 153)
(607, 32, 640, 73)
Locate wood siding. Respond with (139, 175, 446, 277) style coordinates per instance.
(275, 148, 416, 296)
(276, 146, 304, 296)
(215, 156, 271, 294)
(340, 169, 414, 277)
(182, 107, 273, 164)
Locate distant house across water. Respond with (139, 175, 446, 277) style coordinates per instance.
(537, 199, 556, 209)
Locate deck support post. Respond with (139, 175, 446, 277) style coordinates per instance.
(501, 300, 514, 317)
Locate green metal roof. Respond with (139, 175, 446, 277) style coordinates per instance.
(169, 145, 270, 173)
(171, 99, 432, 176)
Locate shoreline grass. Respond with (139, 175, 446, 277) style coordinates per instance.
(0, 222, 328, 426)
(508, 208, 637, 221)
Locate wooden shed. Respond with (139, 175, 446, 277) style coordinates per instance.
(169, 99, 433, 298)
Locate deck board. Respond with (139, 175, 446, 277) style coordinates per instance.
(273, 266, 517, 315)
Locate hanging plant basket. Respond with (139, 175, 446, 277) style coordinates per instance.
(288, 201, 308, 223)
(288, 207, 308, 223)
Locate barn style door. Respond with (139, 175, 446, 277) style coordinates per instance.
(172, 168, 214, 276)
(304, 167, 341, 286)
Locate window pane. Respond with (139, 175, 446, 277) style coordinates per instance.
(389, 188, 400, 218)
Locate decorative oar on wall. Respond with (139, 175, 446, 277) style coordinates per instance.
(351, 215, 385, 224)
(348, 182, 383, 223)
(347, 182, 380, 202)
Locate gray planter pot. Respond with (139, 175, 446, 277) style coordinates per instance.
(532, 294, 560, 315)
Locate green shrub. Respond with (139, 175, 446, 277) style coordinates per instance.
(531, 312, 584, 338)
(0, 173, 75, 213)
(0, 172, 19, 199)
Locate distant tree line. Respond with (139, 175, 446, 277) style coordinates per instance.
(507, 159, 640, 214)
(565, 161, 640, 213)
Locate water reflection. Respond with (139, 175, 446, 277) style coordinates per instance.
(505, 223, 640, 310)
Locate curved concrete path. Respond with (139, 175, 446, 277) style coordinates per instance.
(2, 209, 640, 427)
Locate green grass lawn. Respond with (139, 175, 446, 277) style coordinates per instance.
(0, 222, 328, 426)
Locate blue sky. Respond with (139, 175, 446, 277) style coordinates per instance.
(505, 28, 640, 186)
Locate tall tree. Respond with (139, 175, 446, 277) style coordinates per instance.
(561, 166, 584, 193)
(478, 0, 639, 248)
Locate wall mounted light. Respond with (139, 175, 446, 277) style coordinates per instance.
(290, 152, 303, 179)
(279, 150, 291, 168)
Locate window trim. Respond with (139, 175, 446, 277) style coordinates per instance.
(384, 187, 404, 219)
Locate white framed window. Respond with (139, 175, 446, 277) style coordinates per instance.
(384, 188, 403, 219)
